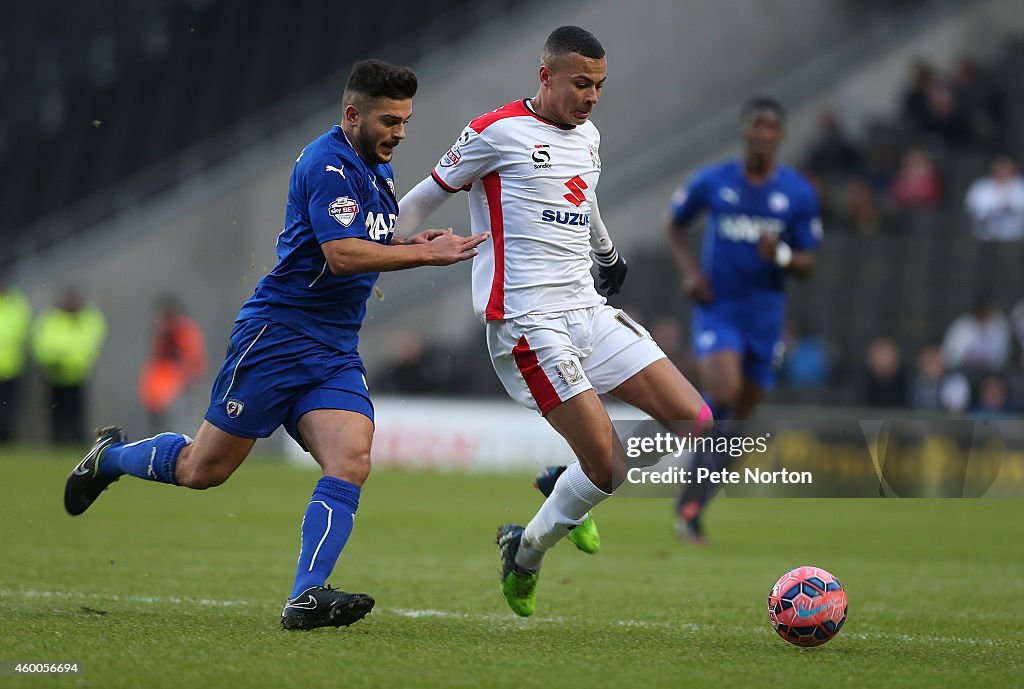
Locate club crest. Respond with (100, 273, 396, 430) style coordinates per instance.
(557, 360, 584, 386)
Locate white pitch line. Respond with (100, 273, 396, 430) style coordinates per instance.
(0, 589, 245, 607)
(389, 608, 681, 629)
(1, 590, 1018, 648)
(845, 631, 1008, 647)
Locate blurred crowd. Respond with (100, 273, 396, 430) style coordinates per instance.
(854, 295, 1024, 416)
(0, 284, 206, 444)
(804, 56, 1016, 237)
(785, 52, 1024, 414)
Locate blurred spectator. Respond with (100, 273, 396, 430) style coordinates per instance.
(846, 177, 883, 235)
(908, 344, 945, 411)
(861, 336, 907, 408)
(952, 55, 1006, 145)
(890, 147, 943, 209)
(941, 299, 1011, 373)
(0, 280, 32, 443)
(920, 77, 971, 148)
(964, 154, 1024, 241)
(374, 329, 466, 395)
(32, 288, 107, 443)
(973, 375, 1013, 417)
(781, 321, 831, 388)
(908, 344, 971, 414)
(940, 371, 973, 415)
(861, 136, 897, 195)
(1006, 369, 1024, 412)
(901, 60, 937, 133)
(806, 106, 863, 180)
(138, 296, 208, 434)
(1009, 299, 1024, 364)
(374, 330, 432, 394)
(804, 106, 878, 234)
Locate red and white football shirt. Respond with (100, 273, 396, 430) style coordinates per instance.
(432, 99, 605, 321)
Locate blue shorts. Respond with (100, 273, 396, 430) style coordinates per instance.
(692, 305, 784, 389)
(205, 319, 373, 449)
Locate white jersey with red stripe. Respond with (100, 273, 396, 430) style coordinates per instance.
(432, 99, 605, 321)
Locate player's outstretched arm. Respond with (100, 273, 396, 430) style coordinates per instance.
(665, 216, 714, 303)
(395, 176, 453, 240)
(322, 230, 488, 276)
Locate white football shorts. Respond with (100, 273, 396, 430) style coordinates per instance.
(487, 304, 666, 415)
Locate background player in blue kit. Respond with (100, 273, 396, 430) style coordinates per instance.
(666, 97, 821, 541)
(63, 59, 488, 630)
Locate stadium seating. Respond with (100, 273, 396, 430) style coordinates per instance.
(0, 0, 533, 265)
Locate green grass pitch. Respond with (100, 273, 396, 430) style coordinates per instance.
(2, 448, 1022, 688)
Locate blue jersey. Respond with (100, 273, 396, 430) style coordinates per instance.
(669, 159, 821, 314)
(237, 125, 398, 353)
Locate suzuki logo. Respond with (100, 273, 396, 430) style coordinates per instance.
(563, 175, 588, 207)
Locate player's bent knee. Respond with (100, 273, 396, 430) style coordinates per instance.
(177, 462, 235, 490)
(177, 469, 226, 490)
(321, 451, 371, 487)
(665, 393, 710, 425)
(175, 449, 238, 489)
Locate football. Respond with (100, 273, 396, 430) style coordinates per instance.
(767, 565, 847, 647)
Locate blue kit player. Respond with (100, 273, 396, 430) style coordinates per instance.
(666, 96, 821, 542)
(63, 59, 488, 630)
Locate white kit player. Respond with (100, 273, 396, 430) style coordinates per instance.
(397, 26, 711, 616)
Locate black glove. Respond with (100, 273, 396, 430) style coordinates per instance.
(596, 252, 628, 297)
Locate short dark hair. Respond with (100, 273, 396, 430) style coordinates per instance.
(542, 26, 605, 67)
(342, 59, 418, 108)
(741, 96, 785, 123)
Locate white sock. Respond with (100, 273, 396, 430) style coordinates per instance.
(515, 462, 611, 571)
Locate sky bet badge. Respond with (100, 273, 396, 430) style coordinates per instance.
(329, 196, 359, 227)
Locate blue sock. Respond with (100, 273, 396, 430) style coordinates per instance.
(98, 432, 188, 485)
(290, 476, 360, 599)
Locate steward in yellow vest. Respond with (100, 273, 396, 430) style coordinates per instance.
(32, 289, 107, 443)
(0, 282, 32, 442)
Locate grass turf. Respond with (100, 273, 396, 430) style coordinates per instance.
(1, 447, 1022, 689)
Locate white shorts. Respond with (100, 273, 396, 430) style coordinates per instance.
(487, 304, 666, 415)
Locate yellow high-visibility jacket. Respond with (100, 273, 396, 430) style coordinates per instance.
(0, 289, 32, 382)
(32, 306, 107, 386)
